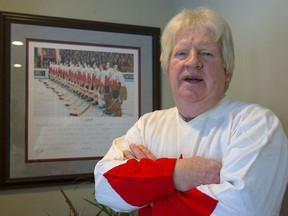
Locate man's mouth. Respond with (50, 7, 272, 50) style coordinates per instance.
(183, 76, 203, 83)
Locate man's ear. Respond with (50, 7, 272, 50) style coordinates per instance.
(224, 68, 230, 81)
(224, 69, 231, 91)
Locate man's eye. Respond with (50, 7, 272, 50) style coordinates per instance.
(175, 52, 187, 58)
(201, 52, 214, 57)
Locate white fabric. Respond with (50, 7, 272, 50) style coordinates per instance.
(94, 97, 288, 215)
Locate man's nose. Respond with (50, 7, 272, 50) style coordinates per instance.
(185, 51, 203, 69)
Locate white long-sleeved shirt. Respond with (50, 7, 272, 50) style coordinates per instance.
(94, 97, 288, 216)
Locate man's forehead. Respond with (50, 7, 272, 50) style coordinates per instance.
(176, 27, 216, 42)
(175, 34, 217, 49)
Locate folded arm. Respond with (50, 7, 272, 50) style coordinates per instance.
(95, 141, 221, 214)
(124, 144, 221, 192)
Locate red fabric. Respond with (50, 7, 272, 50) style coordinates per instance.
(104, 157, 218, 215)
(104, 158, 176, 206)
(104, 76, 113, 86)
(139, 188, 218, 216)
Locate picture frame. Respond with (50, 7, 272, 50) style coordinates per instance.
(0, 11, 161, 189)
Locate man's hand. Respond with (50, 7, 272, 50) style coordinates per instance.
(123, 144, 157, 160)
(173, 157, 222, 192)
(123, 144, 221, 192)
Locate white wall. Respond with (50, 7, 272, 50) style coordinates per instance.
(0, 0, 174, 215)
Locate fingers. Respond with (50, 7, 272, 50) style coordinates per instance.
(135, 144, 157, 160)
(123, 144, 157, 160)
(123, 150, 135, 160)
(129, 144, 147, 160)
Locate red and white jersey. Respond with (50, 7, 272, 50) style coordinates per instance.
(112, 70, 125, 87)
(92, 66, 100, 84)
(94, 97, 288, 216)
(85, 66, 93, 85)
(100, 69, 113, 86)
(78, 66, 86, 83)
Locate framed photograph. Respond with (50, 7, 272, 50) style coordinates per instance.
(0, 11, 161, 189)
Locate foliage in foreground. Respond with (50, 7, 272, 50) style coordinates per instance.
(57, 178, 137, 216)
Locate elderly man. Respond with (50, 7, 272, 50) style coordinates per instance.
(94, 6, 288, 216)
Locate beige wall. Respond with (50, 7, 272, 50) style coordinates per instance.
(0, 0, 287, 215)
(0, 0, 174, 215)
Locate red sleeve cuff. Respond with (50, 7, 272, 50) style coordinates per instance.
(104, 158, 177, 206)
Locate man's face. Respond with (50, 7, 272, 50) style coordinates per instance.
(168, 28, 229, 113)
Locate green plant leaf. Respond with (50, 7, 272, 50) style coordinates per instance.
(59, 188, 79, 216)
